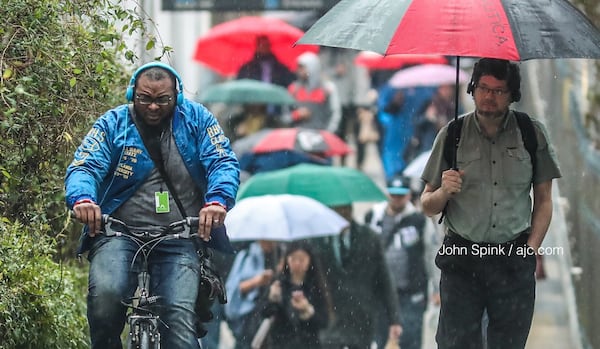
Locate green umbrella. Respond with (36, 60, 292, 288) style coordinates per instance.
(237, 164, 386, 206)
(198, 79, 295, 105)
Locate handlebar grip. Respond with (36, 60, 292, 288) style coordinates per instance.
(186, 217, 200, 227)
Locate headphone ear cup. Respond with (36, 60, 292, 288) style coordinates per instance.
(176, 91, 183, 105)
(467, 81, 474, 95)
(125, 85, 134, 102)
(513, 91, 521, 103)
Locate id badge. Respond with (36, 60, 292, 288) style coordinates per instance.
(155, 191, 170, 213)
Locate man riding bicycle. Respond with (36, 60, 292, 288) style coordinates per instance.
(65, 62, 240, 349)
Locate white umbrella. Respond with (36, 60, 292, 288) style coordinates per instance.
(225, 194, 349, 242)
(403, 150, 432, 179)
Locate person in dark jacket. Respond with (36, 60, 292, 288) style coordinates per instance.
(237, 35, 295, 88)
(365, 176, 440, 349)
(313, 204, 402, 349)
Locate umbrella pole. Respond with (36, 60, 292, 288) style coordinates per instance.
(452, 56, 461, 170)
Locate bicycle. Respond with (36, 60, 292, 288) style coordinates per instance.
(100, 214, 200, 349)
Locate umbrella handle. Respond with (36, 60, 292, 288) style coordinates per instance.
(452, 56, 461, 170)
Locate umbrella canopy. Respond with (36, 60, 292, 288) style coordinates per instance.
(237, 163, 387, 206)
(198, 79, 295, 105)
(194, 16, 319, 76)
(298, 0, 600, 169)
(225, 194, 349, 242)
(297, 0, 600, 60)
(254, 128, 351, 157)
(403, 150, 432, 179)
(389, 64, 469, 89)
(355, 52, 448, 70)
(232, 128, 351, 157)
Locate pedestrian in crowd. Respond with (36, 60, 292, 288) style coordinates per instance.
(65, 62, 240, 349)
(319, 47, 373, 167)
(365, 176, 440, 349)
(421, 58, 562, 349)
(237, 35, 296, 88)
(286, 51, 342, 133)
(225, 240, 281, 349)
(312, 204, 402, 349)
(236, 35, 296, 121)
(377, 85, 436, 181)
(260, 241, 333, 349)
(404, 82, 464, 166)
(228, 103, 281, 142)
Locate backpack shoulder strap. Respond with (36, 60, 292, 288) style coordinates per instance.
(443, 116, 464, 169)
(439, 117, 464, 224)
(513, 111, 538, 180)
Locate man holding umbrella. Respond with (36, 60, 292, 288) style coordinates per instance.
(420, 58, 561, 349)
(237, 35, 296, 88)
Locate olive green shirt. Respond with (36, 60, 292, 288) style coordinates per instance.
(421, 111, 561, 243)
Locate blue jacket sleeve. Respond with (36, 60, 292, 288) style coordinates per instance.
(64, 110, 118, 209)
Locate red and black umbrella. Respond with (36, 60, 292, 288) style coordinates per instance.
(298, 0, 600, 61)
(297, 0, 600, 167)
(233, 128, 352, 158)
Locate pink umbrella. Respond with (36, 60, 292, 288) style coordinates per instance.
(388, 64, 469, 89)
(355, 51, 448, 70)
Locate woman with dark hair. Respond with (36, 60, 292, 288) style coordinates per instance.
(260, 240, 332, 349)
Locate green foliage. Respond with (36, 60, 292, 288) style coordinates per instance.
(0, 0, 173, 346)
(0, 221, 89, 349)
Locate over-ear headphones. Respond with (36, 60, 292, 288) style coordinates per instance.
(466, 59, 521, 103)
(466, 78, 475, 95)
(125, 61, 184, 105)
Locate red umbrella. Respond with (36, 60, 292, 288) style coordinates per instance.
(234, 128, 352, 157)
(193, 16, 319, 76)
(355, 51, 448, 70)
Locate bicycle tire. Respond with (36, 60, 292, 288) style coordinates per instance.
(139, 326, 151, 349)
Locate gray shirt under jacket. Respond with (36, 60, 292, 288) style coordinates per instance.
(422, 111, 562, 243)
(113, 124, 203, 231)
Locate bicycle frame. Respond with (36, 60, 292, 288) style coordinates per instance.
(101, 215, 199, 349)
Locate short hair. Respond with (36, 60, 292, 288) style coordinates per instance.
(137, 67, 177, 92)
(468, 58, 521, 102)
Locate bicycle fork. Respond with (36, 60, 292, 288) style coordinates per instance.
(128, 271, 161, 349)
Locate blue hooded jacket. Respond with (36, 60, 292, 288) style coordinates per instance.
(65, 99, 240, 252)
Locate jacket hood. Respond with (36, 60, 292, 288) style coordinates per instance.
(297, 52, 322, 91)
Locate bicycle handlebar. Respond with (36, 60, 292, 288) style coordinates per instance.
(101, 214, 200, 239)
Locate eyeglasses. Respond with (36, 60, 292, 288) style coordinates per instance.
(475, 85, 510, 97)
(135, 94, 173, 106)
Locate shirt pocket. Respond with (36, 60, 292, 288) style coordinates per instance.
(457, 145, 482, 187)
(502, 147, 532, 186)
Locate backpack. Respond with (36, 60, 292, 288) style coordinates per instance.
(443, 111, 538, 179)
(438, 111, 538, 224)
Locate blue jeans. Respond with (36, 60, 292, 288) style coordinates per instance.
(200, 302, 224, 349)
(86, 235, 202, 349)
(397, 291, 426, 349)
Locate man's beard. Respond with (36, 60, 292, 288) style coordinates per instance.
(477, 106, 506, 120)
